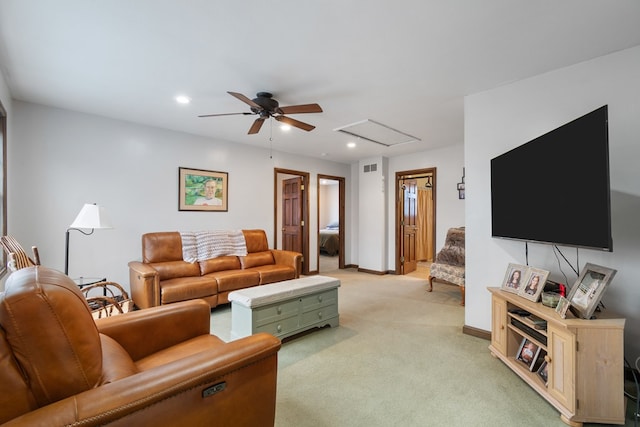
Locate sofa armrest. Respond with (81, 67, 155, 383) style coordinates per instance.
(95, 299, 211, 361)
(128, 261, 161, 309)
(2, 333, 281, 427)
(271, 250, 302, 278)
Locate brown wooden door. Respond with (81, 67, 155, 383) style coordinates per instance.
(282, 177, 303, 253)
(401, 178, 418, 274)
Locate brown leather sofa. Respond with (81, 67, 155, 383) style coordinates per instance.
(0, 266, 281, 426)
(128, 229, 302, 309)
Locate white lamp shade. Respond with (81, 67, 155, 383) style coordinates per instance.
(69, 204, 114, 229)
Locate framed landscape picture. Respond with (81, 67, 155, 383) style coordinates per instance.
(566, 263, 617, 319)
(518, 267, 549, 302)
(179, 167, 228, 212)
(502, 263, 528, 294)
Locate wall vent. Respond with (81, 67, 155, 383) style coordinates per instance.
(363, 163, 378, 173)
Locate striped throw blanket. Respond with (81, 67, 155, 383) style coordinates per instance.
(180, 230, 248, 262)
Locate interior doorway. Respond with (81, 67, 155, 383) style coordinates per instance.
(274, 168, 310, 276)
(317, 175, 345, 273)
(395, 168, 436, 275)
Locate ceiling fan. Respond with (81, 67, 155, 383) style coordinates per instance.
(198, 91, 323, 135)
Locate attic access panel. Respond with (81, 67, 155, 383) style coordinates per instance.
(333, 119, 420, 147)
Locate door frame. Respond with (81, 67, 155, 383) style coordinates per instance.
(274, 168, 310, 276)
(317, 174, 346, 271)
(395, 167, 437, 275)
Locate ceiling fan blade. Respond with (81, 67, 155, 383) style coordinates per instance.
(248, 118, 266, 134)
(277, 103, 323, 115)
(275, 115, 316, 132)
(198, 112, 253, 118)
(228, 91, 262, 110)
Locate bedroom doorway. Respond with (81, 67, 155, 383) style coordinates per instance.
(274, 168, 310, 276)
(317, 175, 345, 273)
(395, 168, 436, 275)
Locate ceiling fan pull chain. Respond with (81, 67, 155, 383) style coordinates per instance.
(269, 118, 273, 159)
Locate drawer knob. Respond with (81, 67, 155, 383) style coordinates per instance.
(277, 306, 282, 314)
(318, 311, 323, 318)
(277, 324, 282, 332)
(318, 295, 323, 302)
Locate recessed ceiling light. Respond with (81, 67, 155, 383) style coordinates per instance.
(175, 95, 191, 104)
(347, 142, 356, 149)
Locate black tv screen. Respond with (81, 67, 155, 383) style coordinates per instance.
(491, 106, 612, 251)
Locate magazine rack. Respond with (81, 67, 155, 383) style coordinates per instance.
(488, 287, 625, 426)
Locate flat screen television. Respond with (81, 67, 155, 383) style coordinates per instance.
(491, 105, 612, 251)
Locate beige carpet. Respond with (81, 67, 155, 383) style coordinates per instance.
(211, 267, 636, 427)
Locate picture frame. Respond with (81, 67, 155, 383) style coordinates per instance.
(537, 360, 549, 386)
(518, 267, 549, 302)
(516, 338, 541, 371)
(502, 263, 528, 294)
(178, 167, 228, 212)
(555, 296, 570, 319)
(566, 263, 617, 319)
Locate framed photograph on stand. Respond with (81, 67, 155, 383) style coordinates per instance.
(537, 360, 549, 386)
(555, 296, 570, 319)
(502, 263, 528, 294)
(566, 263, 617, 319)
(518, 267, 549, 302)
(516, 338, 541, 371)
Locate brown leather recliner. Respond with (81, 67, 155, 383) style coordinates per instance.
(0, 266, 281, 426)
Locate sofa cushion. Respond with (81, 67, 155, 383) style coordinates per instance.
(246, 265, 296, 285)
(152, 261, 201, 281)
(135, 335, 225, 372)
(142, 232, 184, 263)
(211, 270, 260, 293)
(160, 276, 218, 304)
(199, 255, 241, 275)
(240, 251, 275, 269)
(99, 334, 138, 384)
(242, 229, 269, 253)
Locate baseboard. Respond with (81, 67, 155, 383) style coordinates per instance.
(357, 267, 386, 275)
(462, 324, 491, 341)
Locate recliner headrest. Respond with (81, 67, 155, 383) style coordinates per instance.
(0, 266, 103, 407)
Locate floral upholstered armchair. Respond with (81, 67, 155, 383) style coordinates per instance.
(428, 227, 465, 306)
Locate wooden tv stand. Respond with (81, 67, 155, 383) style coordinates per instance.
(488, 287, 625, 426)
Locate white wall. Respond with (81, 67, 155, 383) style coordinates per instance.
(465, 45, 640, 360)
(7, 101, 350, 286)
(319, 182, 339, 229)
(357, 156, 388, 272)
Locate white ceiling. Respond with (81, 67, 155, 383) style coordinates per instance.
(1, 1, 640, 164)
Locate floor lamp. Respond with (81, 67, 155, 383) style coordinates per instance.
(64, 203, 113, 276)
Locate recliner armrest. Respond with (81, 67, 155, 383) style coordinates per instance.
(271, 250, 303, 278)
(95, 300, 211, 361)
(1, 333, 281, 427)
(128, 261, 161, 308)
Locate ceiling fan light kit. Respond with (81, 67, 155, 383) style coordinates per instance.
(199, 91, 322, 135)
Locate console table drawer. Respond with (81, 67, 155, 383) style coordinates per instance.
(300, 302, 339, 327)
(255, 315, 301, 336)
(253, 299, 299, 326)
(300, 288, 338, 310)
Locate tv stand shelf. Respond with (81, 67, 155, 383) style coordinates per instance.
(488, 287, 625, 426)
